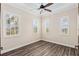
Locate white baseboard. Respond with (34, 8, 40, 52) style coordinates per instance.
(43, 39, 75, 48)
(1, 39, 40, 54)
(1, 38, 76, 54)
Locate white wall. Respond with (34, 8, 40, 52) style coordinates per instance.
(1, 3, 78, 54)
(42, 5, 78, 48)
(1, 4, 41, 54)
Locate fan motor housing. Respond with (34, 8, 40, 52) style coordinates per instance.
(40, 5, 44, 8)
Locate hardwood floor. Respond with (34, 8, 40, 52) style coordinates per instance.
(2, 40, 78, 56)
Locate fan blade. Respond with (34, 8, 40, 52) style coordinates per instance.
(44, 9, 52, 12)
(44, 3, 53, 8)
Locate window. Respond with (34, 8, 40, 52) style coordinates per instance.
(33, 20, 38, 33)
(45, 20, 49, 32)
(5, 12, 19, 36)
(60, 16, 69, 34)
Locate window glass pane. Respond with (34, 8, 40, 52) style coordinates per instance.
(45, 20, 49, 32)
(60, 16, 69, 34)
(33, 20, 38, 33)
(6, 14, 18, 36)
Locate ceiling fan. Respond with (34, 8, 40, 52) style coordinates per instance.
(38, 3, 53, 14)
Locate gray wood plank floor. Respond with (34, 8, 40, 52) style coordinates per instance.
(2, 40, 78, 56)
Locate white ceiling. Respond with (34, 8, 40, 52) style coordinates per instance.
(7, 3, 77, 16)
